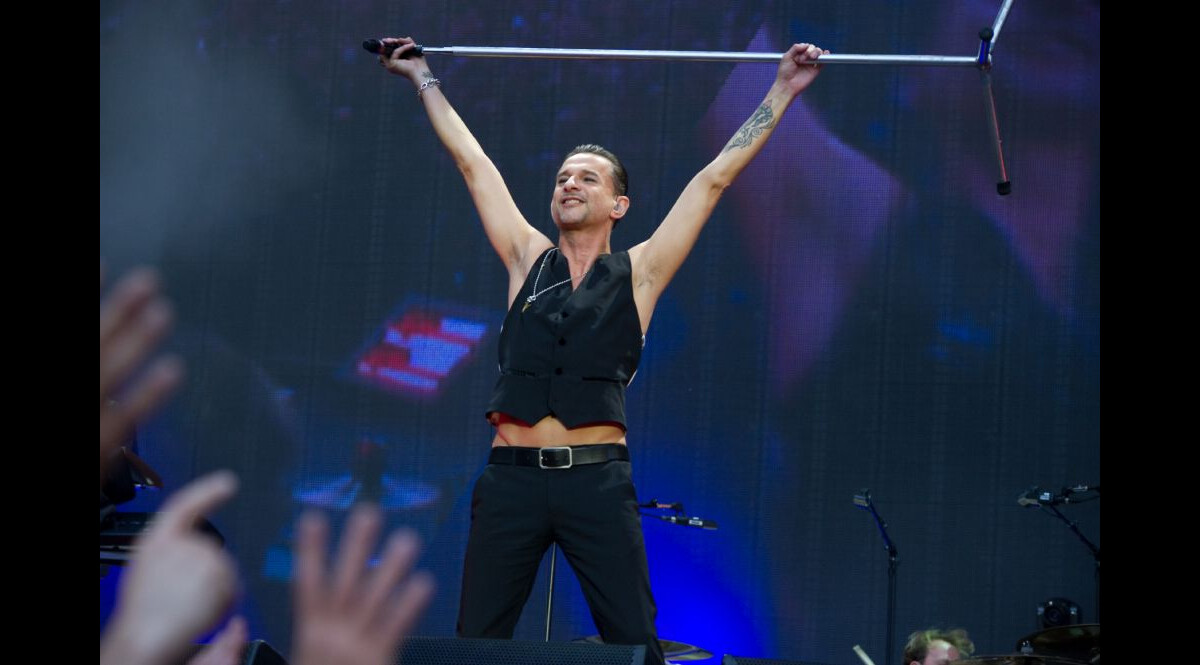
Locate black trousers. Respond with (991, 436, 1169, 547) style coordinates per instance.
(456, 458, 664, 665)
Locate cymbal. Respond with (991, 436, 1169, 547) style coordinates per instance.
(293, 474, 440, 510)
(1014, 624, 1100, 662)
(960, 655, 1088, 665)
(660, 639, 714, 661)
(576, 635, 714, 661)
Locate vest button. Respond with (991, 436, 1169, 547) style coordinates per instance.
(555, 368, 563, 375)
(558, 338, 566, 346)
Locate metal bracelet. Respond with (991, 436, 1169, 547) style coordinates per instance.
(417, 77, 442, 98)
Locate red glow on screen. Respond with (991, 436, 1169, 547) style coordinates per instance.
(355, 308, 488, 396)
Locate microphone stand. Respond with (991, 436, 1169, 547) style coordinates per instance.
(544, 543, 557, 641)
(1027, 485, 1100, 621)
(854, 490, 898, 665)
(543, 498, 712, 641)
(636, 499, 721, 529)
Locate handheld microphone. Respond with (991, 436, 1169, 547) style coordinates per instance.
(363, 39, 425, 58)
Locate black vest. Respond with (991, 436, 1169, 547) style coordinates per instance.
(486, 248, 644, 429)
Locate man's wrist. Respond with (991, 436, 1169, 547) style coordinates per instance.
(410, 69, 436, 85)
(417, 75, 443, 98)
(769, 80, 800, 103)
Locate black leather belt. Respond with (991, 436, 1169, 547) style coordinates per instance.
(489, 444, 629, 469)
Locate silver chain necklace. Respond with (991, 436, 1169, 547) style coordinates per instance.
(522, 248, 573, 313)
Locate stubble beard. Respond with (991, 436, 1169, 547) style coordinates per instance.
(555, 199, 591, 228)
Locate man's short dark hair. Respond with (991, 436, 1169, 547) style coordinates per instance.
(565, 144, 628, 197)
(903, 628, 974, 664)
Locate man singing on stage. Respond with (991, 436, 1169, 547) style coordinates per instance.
(379, 35, 826, 665)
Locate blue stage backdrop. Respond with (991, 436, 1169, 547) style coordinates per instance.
(101, 1, 1100, 663)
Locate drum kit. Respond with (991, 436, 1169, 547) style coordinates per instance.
(959, 624, 1101, 665)
(582, 623, 1100, 664)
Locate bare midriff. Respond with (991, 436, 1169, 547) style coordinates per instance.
(489, 412, 627, 447)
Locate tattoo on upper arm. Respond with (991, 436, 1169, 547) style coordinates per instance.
(722, 103, 776, 153)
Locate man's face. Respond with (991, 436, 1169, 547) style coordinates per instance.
(916, 640, 960, 665)
(551, 153, 621, 229)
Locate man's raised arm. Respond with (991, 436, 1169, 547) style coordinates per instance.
(380, 37, 551, 284)
(629, 43, 827, 319)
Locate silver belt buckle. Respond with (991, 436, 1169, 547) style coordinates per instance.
(539, 446, 573, 469)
